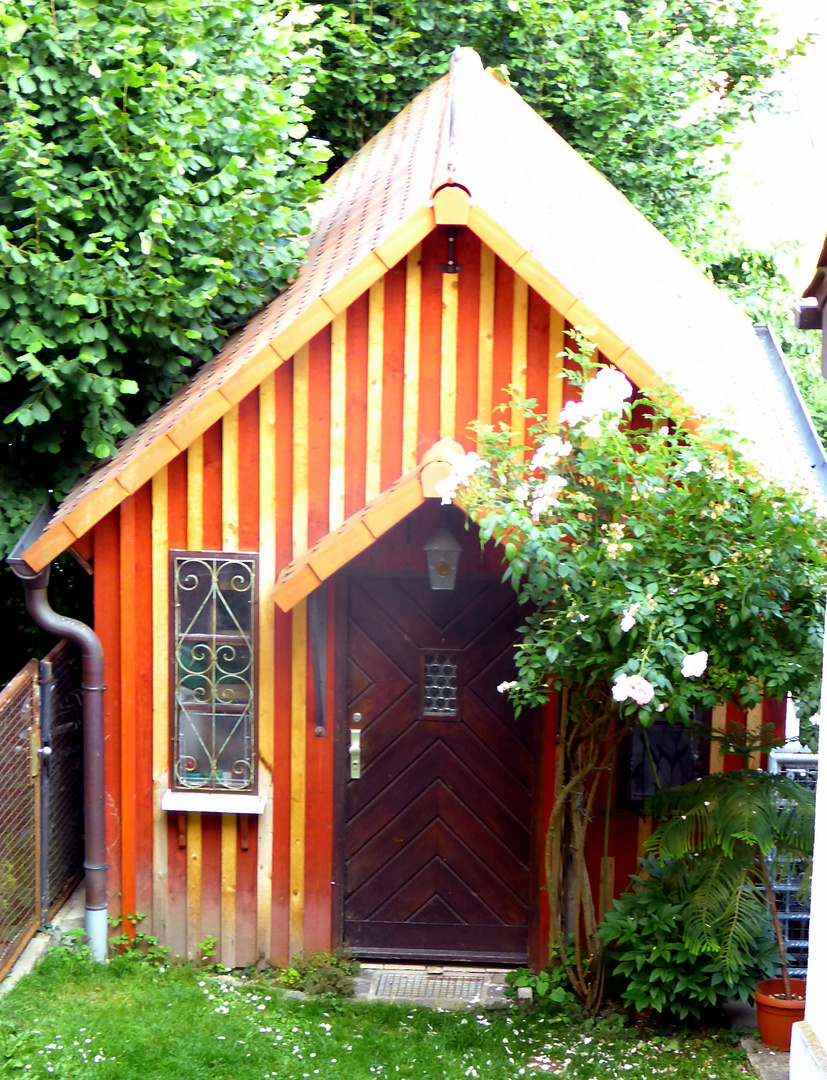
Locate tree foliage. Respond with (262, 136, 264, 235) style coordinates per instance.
(309, 0, 791, 247)
(0, 0, 329, 552)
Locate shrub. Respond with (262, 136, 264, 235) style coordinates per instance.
(598, 856, 777, 1020)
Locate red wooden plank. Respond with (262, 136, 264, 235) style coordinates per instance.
(167, 454, 188, 550)
(274, 364, 294, 572)
(201, 422, 223, 551)
(723, 701, 748, 773)
(455, 231, 481, 449)
(381, 258, 406, 490)
(166, 813, 188, 958)
(119, 497, 137, 927)
(133, 484, 155, 916)
(491, 257, 514, 415)
(344, 293, 369, 520)
(238, 390, 260, 551)
(164, 459, 188, 956)
(235, 819, 258, 966)
(270, 364, 294, 964)
(94, 511, 122, 913)
(271, 607, 292, 964)
(526, 289, 551, 420)
(308, 327, 332, 548)
(199, 813, 222, 948)
(417, 230, 443, 456)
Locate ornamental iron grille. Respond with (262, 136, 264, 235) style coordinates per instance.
(171, 552, 258, 793)
(422, 653, 459, 716)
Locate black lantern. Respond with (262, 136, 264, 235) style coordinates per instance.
(424, 513, 462, 590)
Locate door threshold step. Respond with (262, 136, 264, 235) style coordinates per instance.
(354, 964, 511, 1009)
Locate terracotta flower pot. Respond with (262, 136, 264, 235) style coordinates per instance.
(754, 978, 806, 1052)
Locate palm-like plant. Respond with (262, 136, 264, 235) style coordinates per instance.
(645, 724, 815, 999)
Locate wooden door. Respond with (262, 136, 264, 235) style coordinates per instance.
(341, 574, 535, 962)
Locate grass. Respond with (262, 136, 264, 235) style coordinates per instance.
(0, 947, 754, 1080)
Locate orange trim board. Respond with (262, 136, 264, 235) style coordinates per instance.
(273, 438, 463, 612)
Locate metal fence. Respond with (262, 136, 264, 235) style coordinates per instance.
(0, 661, 40, 980)
(769, 750, 819, 979)
(0, 641, 84, 981)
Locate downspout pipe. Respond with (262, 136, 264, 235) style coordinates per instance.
(7, 506, 108, 962)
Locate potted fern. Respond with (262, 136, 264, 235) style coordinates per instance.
(645, 723, 814, 1050)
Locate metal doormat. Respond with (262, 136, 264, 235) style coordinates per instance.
(358, 966, 508, 1007)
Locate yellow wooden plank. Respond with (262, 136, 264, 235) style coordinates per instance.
(709, 704, 727, 774)
(118, 434, 179, 494)
(219, 406, 239, 969)
(402, 245, 422, 472)
(292, 345, 310, 557)
(62, 477, 130, 544)
(274, 563, 322, 614)
(433, 184, 470, 226)
(746, 704, 763, 769)
(289, 601, 308, 959)
(512, 250, 578, 318)
(566, 300, 626, 363)
(167, 388, 233, 454)
(329, 313, 347, 531)
(186, 813, 202, 961)
(222, 405, 239, 551)
(324, 251, 387, 316)
(257, 375, 276, 961)
(151, 469, 169, 949)
(547, 306, 565, 423)
(186, 436, 204, 959)
(187, 437, 204, 550)
(22, 520, 78, 574)
(221, 814, 237, 969)
(374, 205, 434, 270)
(468, 205, 526, 268)
(270, 297, 332, 367)
(440, 273, 459, 440)
(477, 244, 495, 426)
(613, 347, 657, 393)
(511, 275, 528, 445)
(365, 279, 385, 502)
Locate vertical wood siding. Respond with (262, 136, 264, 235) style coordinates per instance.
(97, 228, 598, 967)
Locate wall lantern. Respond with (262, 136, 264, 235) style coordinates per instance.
(424, 514, 462, 591)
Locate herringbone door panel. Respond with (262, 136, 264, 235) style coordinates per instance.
(343, 575, 534, 961)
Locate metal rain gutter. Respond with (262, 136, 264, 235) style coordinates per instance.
(6, 503, 108, 962)
(754, 325, 827, 504)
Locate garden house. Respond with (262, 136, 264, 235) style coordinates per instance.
(9, 49, 827, 972)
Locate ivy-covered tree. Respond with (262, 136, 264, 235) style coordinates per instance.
(310, 0, 793, 250)
(0, 0, 330, 552)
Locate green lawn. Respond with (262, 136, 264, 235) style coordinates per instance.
(0, 949, 753, 1079)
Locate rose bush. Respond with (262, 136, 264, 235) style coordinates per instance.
(438, 342, 825, 1007)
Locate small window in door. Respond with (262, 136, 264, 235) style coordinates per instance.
(422, 652, 460, 718)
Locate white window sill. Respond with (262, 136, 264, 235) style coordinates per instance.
(161, 790, 267, 815)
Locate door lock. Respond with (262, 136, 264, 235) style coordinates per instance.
(349, 728, 361, 779)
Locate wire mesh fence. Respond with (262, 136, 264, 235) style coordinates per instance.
(0, 661, 40, 980)
(769, 750, 819, 979)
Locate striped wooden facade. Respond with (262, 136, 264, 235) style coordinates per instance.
(87, 228, 788, 969)
(93, 230, 571, 966)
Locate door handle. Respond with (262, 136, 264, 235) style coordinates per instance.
(349, 728, 361, 779)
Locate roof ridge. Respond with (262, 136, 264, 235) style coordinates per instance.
(430, 47, 485, 197)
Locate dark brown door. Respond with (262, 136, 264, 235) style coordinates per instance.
(342, 574, 535, 963)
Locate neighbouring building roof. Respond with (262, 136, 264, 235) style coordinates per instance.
(17, 48, 827, 572)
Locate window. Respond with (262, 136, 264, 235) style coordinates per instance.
(619, 711, 709, 806)
(170, 551, 258, 793)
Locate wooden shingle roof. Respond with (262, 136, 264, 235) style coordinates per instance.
(19, 49, 824, 571)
